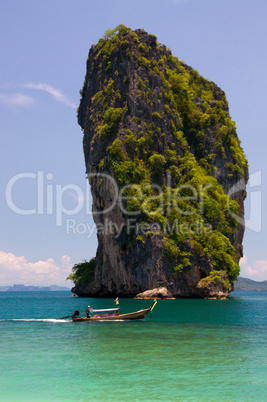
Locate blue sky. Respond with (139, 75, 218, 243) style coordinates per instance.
(0, 0, 266, 286)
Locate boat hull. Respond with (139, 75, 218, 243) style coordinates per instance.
(72, 307, 151, 322)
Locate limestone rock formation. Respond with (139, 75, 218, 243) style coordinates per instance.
(73, 25, 248, 298)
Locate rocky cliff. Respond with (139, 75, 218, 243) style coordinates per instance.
(74, 25, 248, 298)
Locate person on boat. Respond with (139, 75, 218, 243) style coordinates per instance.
(72, 310, 80, 318)
(86, 306, 90, 318)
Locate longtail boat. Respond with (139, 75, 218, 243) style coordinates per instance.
(71, 300, 157, 322)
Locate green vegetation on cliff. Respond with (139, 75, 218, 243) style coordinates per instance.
(76, 26, 248, 295)
(67, 258, 95, 287)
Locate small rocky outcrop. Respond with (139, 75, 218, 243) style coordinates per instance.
(196, 270, 233, 299)
(74, 25, 248, 299)
(134, 287, 175, 299)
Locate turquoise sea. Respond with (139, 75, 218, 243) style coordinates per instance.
(0, 291, 266, 401)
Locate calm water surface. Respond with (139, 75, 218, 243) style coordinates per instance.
(0, 291, 266, 401)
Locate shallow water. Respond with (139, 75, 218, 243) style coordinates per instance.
(0, 291, 266, 401)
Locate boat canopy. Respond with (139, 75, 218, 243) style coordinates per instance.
(92, 308, 120, 312)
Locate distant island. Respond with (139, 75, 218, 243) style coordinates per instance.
(234, 277, 267, 291)
(0, 284, 71, 292)
(0, 278, 265, 292)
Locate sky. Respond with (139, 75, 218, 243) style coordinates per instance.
(0, 0, 266, 286)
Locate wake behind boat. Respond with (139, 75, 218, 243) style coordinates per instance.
(69, 300, 157, 322)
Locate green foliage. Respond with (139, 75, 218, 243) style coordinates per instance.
(199, 270, 231, 291)
(111, 159, 149, 185)
(127, 197, 142, 212)
(66, 258, 96, 286)
(108, 139, 125, 163)
(138, 43, 149, 55)
(195, 233, 240, 281)
(163, 238, 180, 261)
(98, 159, 104, 169)
(136, 235, 145, 246)
(124, 130, 138, 157)
(103, 28, 118, 41)
(121, 40, 130, 49)
(152, 112, 162, 120)
(137, 78, 146, 90)
(102, 25, 127, 40)
(222, 279, 231, 291)
(138, 56, 150, 68)
(98, 107, 123, 138)
(148, 154, 166, 175)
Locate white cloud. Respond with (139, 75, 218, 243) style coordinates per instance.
(22, 83, 76, 109)
(0, 251, 73, 287)
(0, 83, 76, 109)
(240, 256, 267, 281)
(0, 93, 36, 107)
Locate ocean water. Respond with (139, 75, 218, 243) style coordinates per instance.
(0, 291, 266, 401)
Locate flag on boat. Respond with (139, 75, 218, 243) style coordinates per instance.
(151, 299, 157, 312)
(150, 299, 157, 317)
(114, 297, 119, 305)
